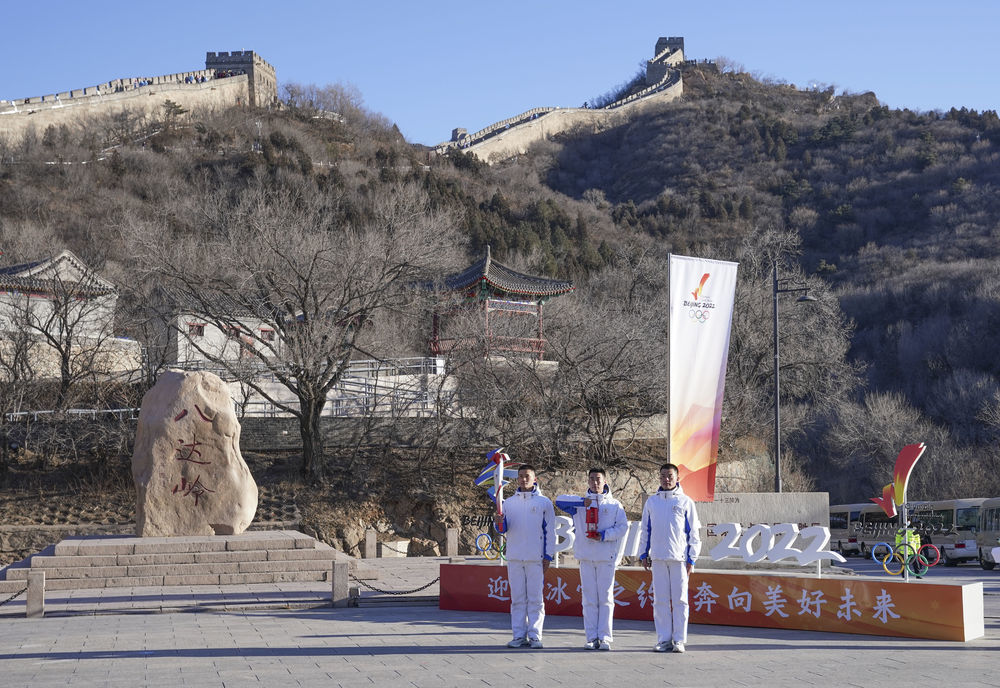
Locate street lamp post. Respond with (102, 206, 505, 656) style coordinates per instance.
(772, 259, 816, 493)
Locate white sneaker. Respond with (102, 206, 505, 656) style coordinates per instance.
(528, 638, 544, 649)
(654, 641, 671, 652)
(672, 642, 685, 653)
(598, 640, 611, 651)
(507, 637, 529, 648)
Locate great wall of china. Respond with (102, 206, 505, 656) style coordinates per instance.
(0, 51, 277, 143)
(435, 37, 715, 163)
(0, 38, 713, 164)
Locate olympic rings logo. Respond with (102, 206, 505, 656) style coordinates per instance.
(689, 309, 710, 323)
(475, 531, 506, 561)
(870, 541, 940, 577)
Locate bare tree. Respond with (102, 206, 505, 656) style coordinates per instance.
(442, 242, 667, 465)
(722, 227, 860, 460)
(128, 177, 463, 479)
(281, 82, 394, 136)
(0, 255, 123, 408)
(542, 243, 668, 462)
(0, 309, 38, 388)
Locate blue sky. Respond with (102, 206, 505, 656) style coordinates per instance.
(2, 1, 997, 145)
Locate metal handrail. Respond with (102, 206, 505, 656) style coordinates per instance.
(3, 407, 139, 422)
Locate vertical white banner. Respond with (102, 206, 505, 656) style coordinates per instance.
(669, 254, 738, 501)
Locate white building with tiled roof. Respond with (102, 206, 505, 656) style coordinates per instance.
(0, 250, 139, 379)
(147, 287, 282, 370)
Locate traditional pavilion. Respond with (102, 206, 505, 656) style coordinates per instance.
(429, 246, 574, 360)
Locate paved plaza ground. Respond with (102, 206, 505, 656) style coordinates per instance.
(1, 557, 998, 687)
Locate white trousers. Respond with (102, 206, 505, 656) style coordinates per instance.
(579, 560, 616, 643)
(651, 559, 689, 644)
(507, 560, 545, 640)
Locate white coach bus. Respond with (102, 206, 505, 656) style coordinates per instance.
(977, 497, 1000, 571)
(831, 498, 985, 564)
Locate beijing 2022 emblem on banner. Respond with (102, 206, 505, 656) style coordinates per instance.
(668, 254, 739, 502)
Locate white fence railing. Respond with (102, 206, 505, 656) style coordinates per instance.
(3, 407, 139, 422)
(175, 356, 444, 380)
(3, 358, 447, 422)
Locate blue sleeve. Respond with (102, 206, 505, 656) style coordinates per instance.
(555, 495, 585, 515)
(638, 502, 652, 560)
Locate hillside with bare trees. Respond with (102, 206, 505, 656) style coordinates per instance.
(1, 66, 999, 508)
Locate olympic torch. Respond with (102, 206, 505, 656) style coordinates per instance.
(490, 448, 507, 533)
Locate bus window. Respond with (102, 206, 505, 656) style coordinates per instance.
(830, 512, 848, 530)
(931, 509, 954, 530)
(987, 507, 1000, 532)
(957, 506, 980, 531)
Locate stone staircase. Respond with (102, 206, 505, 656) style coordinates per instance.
(0, 530, 373, 593)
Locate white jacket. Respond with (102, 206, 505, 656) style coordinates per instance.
(555, 487, 629, 563)
(638, 485, 702, 565)
(502, 485, 556, 562)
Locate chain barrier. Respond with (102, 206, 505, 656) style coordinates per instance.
(0, 585, 27, 606)
(349, 575, 440, 596)
(375, 540, 441, 557)
(378, 541, 410, 555)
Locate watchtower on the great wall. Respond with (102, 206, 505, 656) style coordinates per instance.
(205, 51, 277, 108)
(646, 36, 685, 85)
(655, 36, 684, 56)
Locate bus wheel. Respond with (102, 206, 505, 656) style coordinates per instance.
(980, 550, 996, 571)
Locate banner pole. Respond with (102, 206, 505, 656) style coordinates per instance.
(666, 253, 671, 466)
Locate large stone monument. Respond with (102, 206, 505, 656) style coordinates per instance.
(132, 370, 258, 536)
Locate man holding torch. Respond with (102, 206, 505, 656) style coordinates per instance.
(495, 463, 555, 649)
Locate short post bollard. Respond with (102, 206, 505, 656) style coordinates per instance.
(332, 561, 350, 608)
(446, 527, 459, 557)
(364, 529, 377, 559)
(26, 570, 45, 618)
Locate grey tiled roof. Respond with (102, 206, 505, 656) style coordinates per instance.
(0, 259, 46, 275)
(439, 247, 574, 298)
(158, 286, 271, 319)
(0, 254, 115, 296)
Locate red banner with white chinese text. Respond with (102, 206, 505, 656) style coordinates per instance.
(439, 564, 983, 642)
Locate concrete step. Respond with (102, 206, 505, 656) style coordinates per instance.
(33, 569, 334, 590)
(4, 561, 377, 583)
(9, 558, 352, 581)
(1, 530, 379, 592)
(52, 530, 317, 556)
(25, 547, 349, 570)
(356, 595, 439, 607)
(0, 579, 28, 595)
(0, 530, 383, 596)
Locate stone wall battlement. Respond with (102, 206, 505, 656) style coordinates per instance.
(437, 36, 689, 162)
(0, 51, 275, 142)
(206, 50, 275, 73)
(1, 69, 219, 114)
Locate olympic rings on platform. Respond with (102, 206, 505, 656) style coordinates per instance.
(871, 540, 940, 577)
